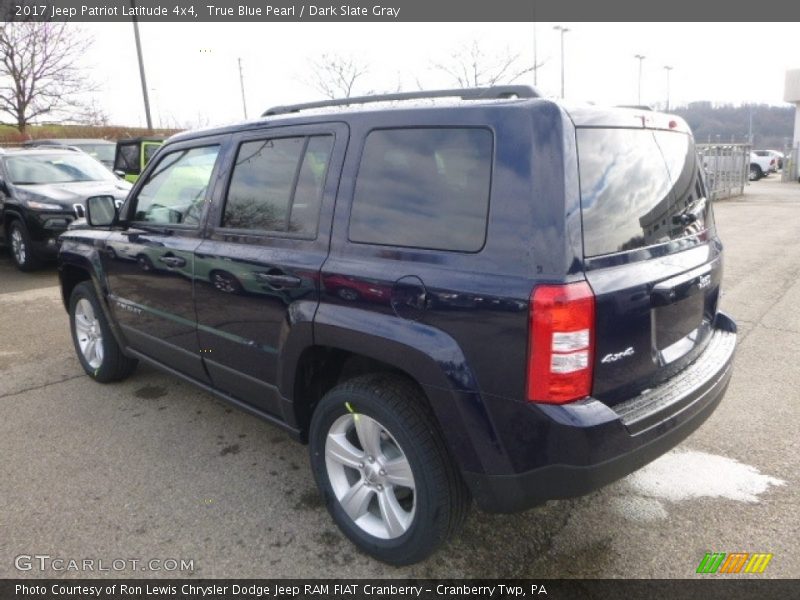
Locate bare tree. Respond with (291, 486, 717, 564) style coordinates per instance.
(433, 40, 542, 88)
(307, 53, 369, 99)
(0, 22, 95, 133)
(74, 98, 109, 127)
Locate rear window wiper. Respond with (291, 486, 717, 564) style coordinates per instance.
(672, 198, 707, 226)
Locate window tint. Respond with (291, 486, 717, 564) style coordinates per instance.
(133, 145, 219, 226)
(115, 144, 140, 173)
(577, 128, 708, 257)
(349, 128, 492, 252)
(143, 143, 160, 165)
(222, 135, 333, 237)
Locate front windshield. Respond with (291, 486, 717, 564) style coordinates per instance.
(4, 153, 116, 184)
(76, 144, 116, 163)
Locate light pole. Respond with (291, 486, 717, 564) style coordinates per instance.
(554, 25, 570, 99)
(131, 0, 153, 131)
(663, 65, 673, 111)
(634, 54, 646, 105)
(238, 58, 248, 119)
(533, 23, 538, 87)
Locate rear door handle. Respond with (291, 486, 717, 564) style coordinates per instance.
(255, 273, 301, 288)
(158, 255, 186, 268)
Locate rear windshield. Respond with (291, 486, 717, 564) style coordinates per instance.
(115, 143, 140, 174)
(577, 128, 710, 257)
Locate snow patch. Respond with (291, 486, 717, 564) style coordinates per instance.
(626, 449, 786, 504)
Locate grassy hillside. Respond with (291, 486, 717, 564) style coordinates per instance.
(672, 102, 796, 150)
(0, 124, 182, 144)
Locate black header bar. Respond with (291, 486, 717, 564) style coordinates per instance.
(4, 0, 800, 22)
(2, 579, 800, 600)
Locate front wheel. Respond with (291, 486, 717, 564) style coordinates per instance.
(309, 374, 469, 565)
(8, 220, 41, 271)
(749, 164, 762, 181)
(69, 282, 138, 382)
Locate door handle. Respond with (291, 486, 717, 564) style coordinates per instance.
(255, 272, 301, 288)
(158, 254, 186, 268)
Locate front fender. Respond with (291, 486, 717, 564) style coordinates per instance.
(58, 233, 128, 354)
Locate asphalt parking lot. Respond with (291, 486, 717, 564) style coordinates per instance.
(1, 178, 798, 579)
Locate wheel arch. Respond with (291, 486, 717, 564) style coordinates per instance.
(282, 305, 499, 475)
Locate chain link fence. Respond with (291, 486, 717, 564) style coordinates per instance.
(696, 143, 750, 200)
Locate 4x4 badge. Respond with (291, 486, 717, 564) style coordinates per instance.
(601, 347, 635, 364)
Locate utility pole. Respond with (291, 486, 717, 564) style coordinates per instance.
(533, 23, 538, 86)
(634, 54, 646, 105)
(664, 65, 673, 111)
(131, 0, 153, 131)
(238, 58, 248, 119)
(554, 25, 570, 99)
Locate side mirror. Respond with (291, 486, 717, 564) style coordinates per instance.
(86, 195, 118, 227)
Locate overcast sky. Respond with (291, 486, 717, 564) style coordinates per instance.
(80, 21, 800, 128)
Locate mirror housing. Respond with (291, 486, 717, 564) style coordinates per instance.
(85, 195, 118, 227)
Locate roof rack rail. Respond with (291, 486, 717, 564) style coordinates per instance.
(262, 85, 540, 116)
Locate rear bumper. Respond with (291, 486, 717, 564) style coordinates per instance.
(464, 312, 737, 513)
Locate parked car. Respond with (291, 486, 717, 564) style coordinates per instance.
(58, 86, 737, 565)
(749, 151, 775, 180)
(113, 137, 164, 183)
(0, 148, 131, 270)
(753, 149, 784, 171)
(22, 138, 116, 169)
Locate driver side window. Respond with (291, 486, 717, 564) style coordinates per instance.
(133, 145, 220, 226)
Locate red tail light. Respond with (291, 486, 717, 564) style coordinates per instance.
(527, 281, 595, 404)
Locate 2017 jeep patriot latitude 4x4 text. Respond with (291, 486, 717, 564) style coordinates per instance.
(58, 86, 737, 565)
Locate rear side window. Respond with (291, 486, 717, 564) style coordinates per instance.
(222, 135, 333, 238)
(577, 128, 708, 257)
(349, 128, 492, 252)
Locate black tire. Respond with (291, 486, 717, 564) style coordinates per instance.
(136, 254, 155, 272)
(210, 270, 243, 294)
(69, 281, 138, 383)
(336, 287, 360, 302)
(8, 219, 42, 271)
(749, 164, 762, 181)
(309, 373, 470, 565)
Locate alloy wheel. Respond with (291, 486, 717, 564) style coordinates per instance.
(73, 298, 104, 369)
(325, 413, 416, 539)
(10, 227, 26, 266)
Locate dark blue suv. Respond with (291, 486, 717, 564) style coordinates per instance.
(57, 86, 737, 565)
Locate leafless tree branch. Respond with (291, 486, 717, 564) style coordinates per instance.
(0, 21, 97, 132)
(306, 53, 370, 99)
(433, 40, 543, 88)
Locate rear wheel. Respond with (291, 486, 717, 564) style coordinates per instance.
(8, 220, 41, 271)
(309, 374, 469, 565)
(749, 164, 762, 181)
(69, 282, 138, 382)
(210, 270, 243, 294)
